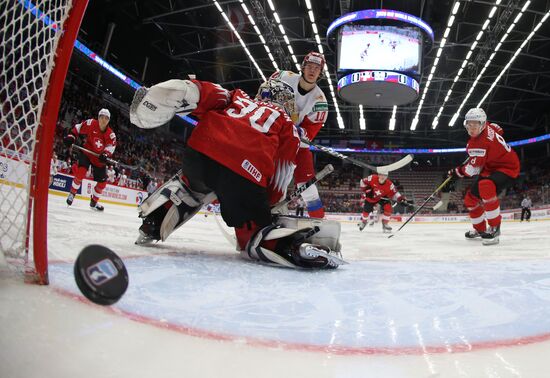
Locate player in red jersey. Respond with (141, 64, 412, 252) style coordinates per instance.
(357, 172, 406, 232)
(129, 79, 344, 269)
(63, 108, 116, 211)
(448, 108, 520, 245)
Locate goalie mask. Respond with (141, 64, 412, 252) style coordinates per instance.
(256, 79, 296, 116)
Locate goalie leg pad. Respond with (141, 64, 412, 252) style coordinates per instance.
(159, 192, 216, 241)
(244, 216, 345, 269)
(137, 173, 215, 242)
(139, 172, 202, 216)
(274, 216, 341, 253)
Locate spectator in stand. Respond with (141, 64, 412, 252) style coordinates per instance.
(146, 179, 158, 195)
(117, 169, 128, 187)
(106, 165, 116, 184)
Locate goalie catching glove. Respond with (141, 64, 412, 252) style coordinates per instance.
(130, 79, 200, 129)
(241, 216, 347, 269)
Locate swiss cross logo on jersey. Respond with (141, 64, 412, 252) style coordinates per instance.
(94, 139, 103, 150)
(374, 189, 382, 197)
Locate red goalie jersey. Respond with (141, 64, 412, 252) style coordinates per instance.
(187, 80, 300, 205)
(70, 118, 116, 167)
(457, 122, 520, 178)
(359, 174, 403, 204)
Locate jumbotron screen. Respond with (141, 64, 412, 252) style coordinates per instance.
(338, 24, 422, 75)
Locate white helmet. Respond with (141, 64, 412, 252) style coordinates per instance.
(98, 108, 111, 119)
(463, 107, 486, 127)
(256, 79, 296, 116)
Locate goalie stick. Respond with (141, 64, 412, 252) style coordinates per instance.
(72, 145, 141, 170)
(301, 138, 413, 173)
(271, 164, 334, 213)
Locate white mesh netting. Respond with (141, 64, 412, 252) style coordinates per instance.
(0, 0, 73, 265)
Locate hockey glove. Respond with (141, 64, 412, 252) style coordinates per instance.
(63, 134, 76, 147)
(130, 80, 200, 129)
(364, 188, 375, 199)
(297, 127, 311, 149)
(447, 167, 464, 179)
(398, 196, 414, 207)
(99, 152, 109, 164)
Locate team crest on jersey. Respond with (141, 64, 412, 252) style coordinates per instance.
(468, 148, 486, 157)
(242, 160, 262, 182)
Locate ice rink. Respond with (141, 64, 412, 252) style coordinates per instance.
(2, 192, 550, 378)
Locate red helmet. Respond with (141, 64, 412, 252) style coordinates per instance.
(301, 51, 325, 72)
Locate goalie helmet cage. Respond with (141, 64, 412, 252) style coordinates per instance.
(0, 0, 89, 284)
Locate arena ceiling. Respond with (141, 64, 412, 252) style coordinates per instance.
(79, 0, 550, 148)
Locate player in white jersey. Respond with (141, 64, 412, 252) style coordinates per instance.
(269, 52, 329, 218)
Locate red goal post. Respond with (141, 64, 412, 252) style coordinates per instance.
(0, 0, 89, 284)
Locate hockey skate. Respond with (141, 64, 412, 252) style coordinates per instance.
(89, 198, 104, 211)
(135, 210, 163, 245)
(358, 221, 367, 231)
(481, 225, 500, 245)
(298, 243, 348, 269)
(368, 220, 375, 227)
(382, 222, 392, 233)
(465, 229, 483, 240)
(135, 229, 157, 245)
(66, 193, 74, 206)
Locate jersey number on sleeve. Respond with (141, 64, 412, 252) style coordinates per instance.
(314, 111, 327, 123)
(226, 96, 280, 133)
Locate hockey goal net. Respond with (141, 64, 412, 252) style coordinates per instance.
(0, 0, 88, 284)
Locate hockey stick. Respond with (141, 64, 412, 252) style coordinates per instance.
(302, 138, 413, 173)
(388, 172, 459, 238)
(271, 164, 334, 213)
(431, 157, 470, 211)
(72, 145, 140, 170)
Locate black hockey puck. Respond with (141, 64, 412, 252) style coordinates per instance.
(74, 244, 129, 306)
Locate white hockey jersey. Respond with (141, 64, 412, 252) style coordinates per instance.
(269, 70, 328, 140)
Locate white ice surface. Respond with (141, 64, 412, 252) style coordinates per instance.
(1, 193, 550, 378)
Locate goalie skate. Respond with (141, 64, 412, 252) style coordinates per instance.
(135, 230, 157, 245)
(299, 244, 348, 268)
